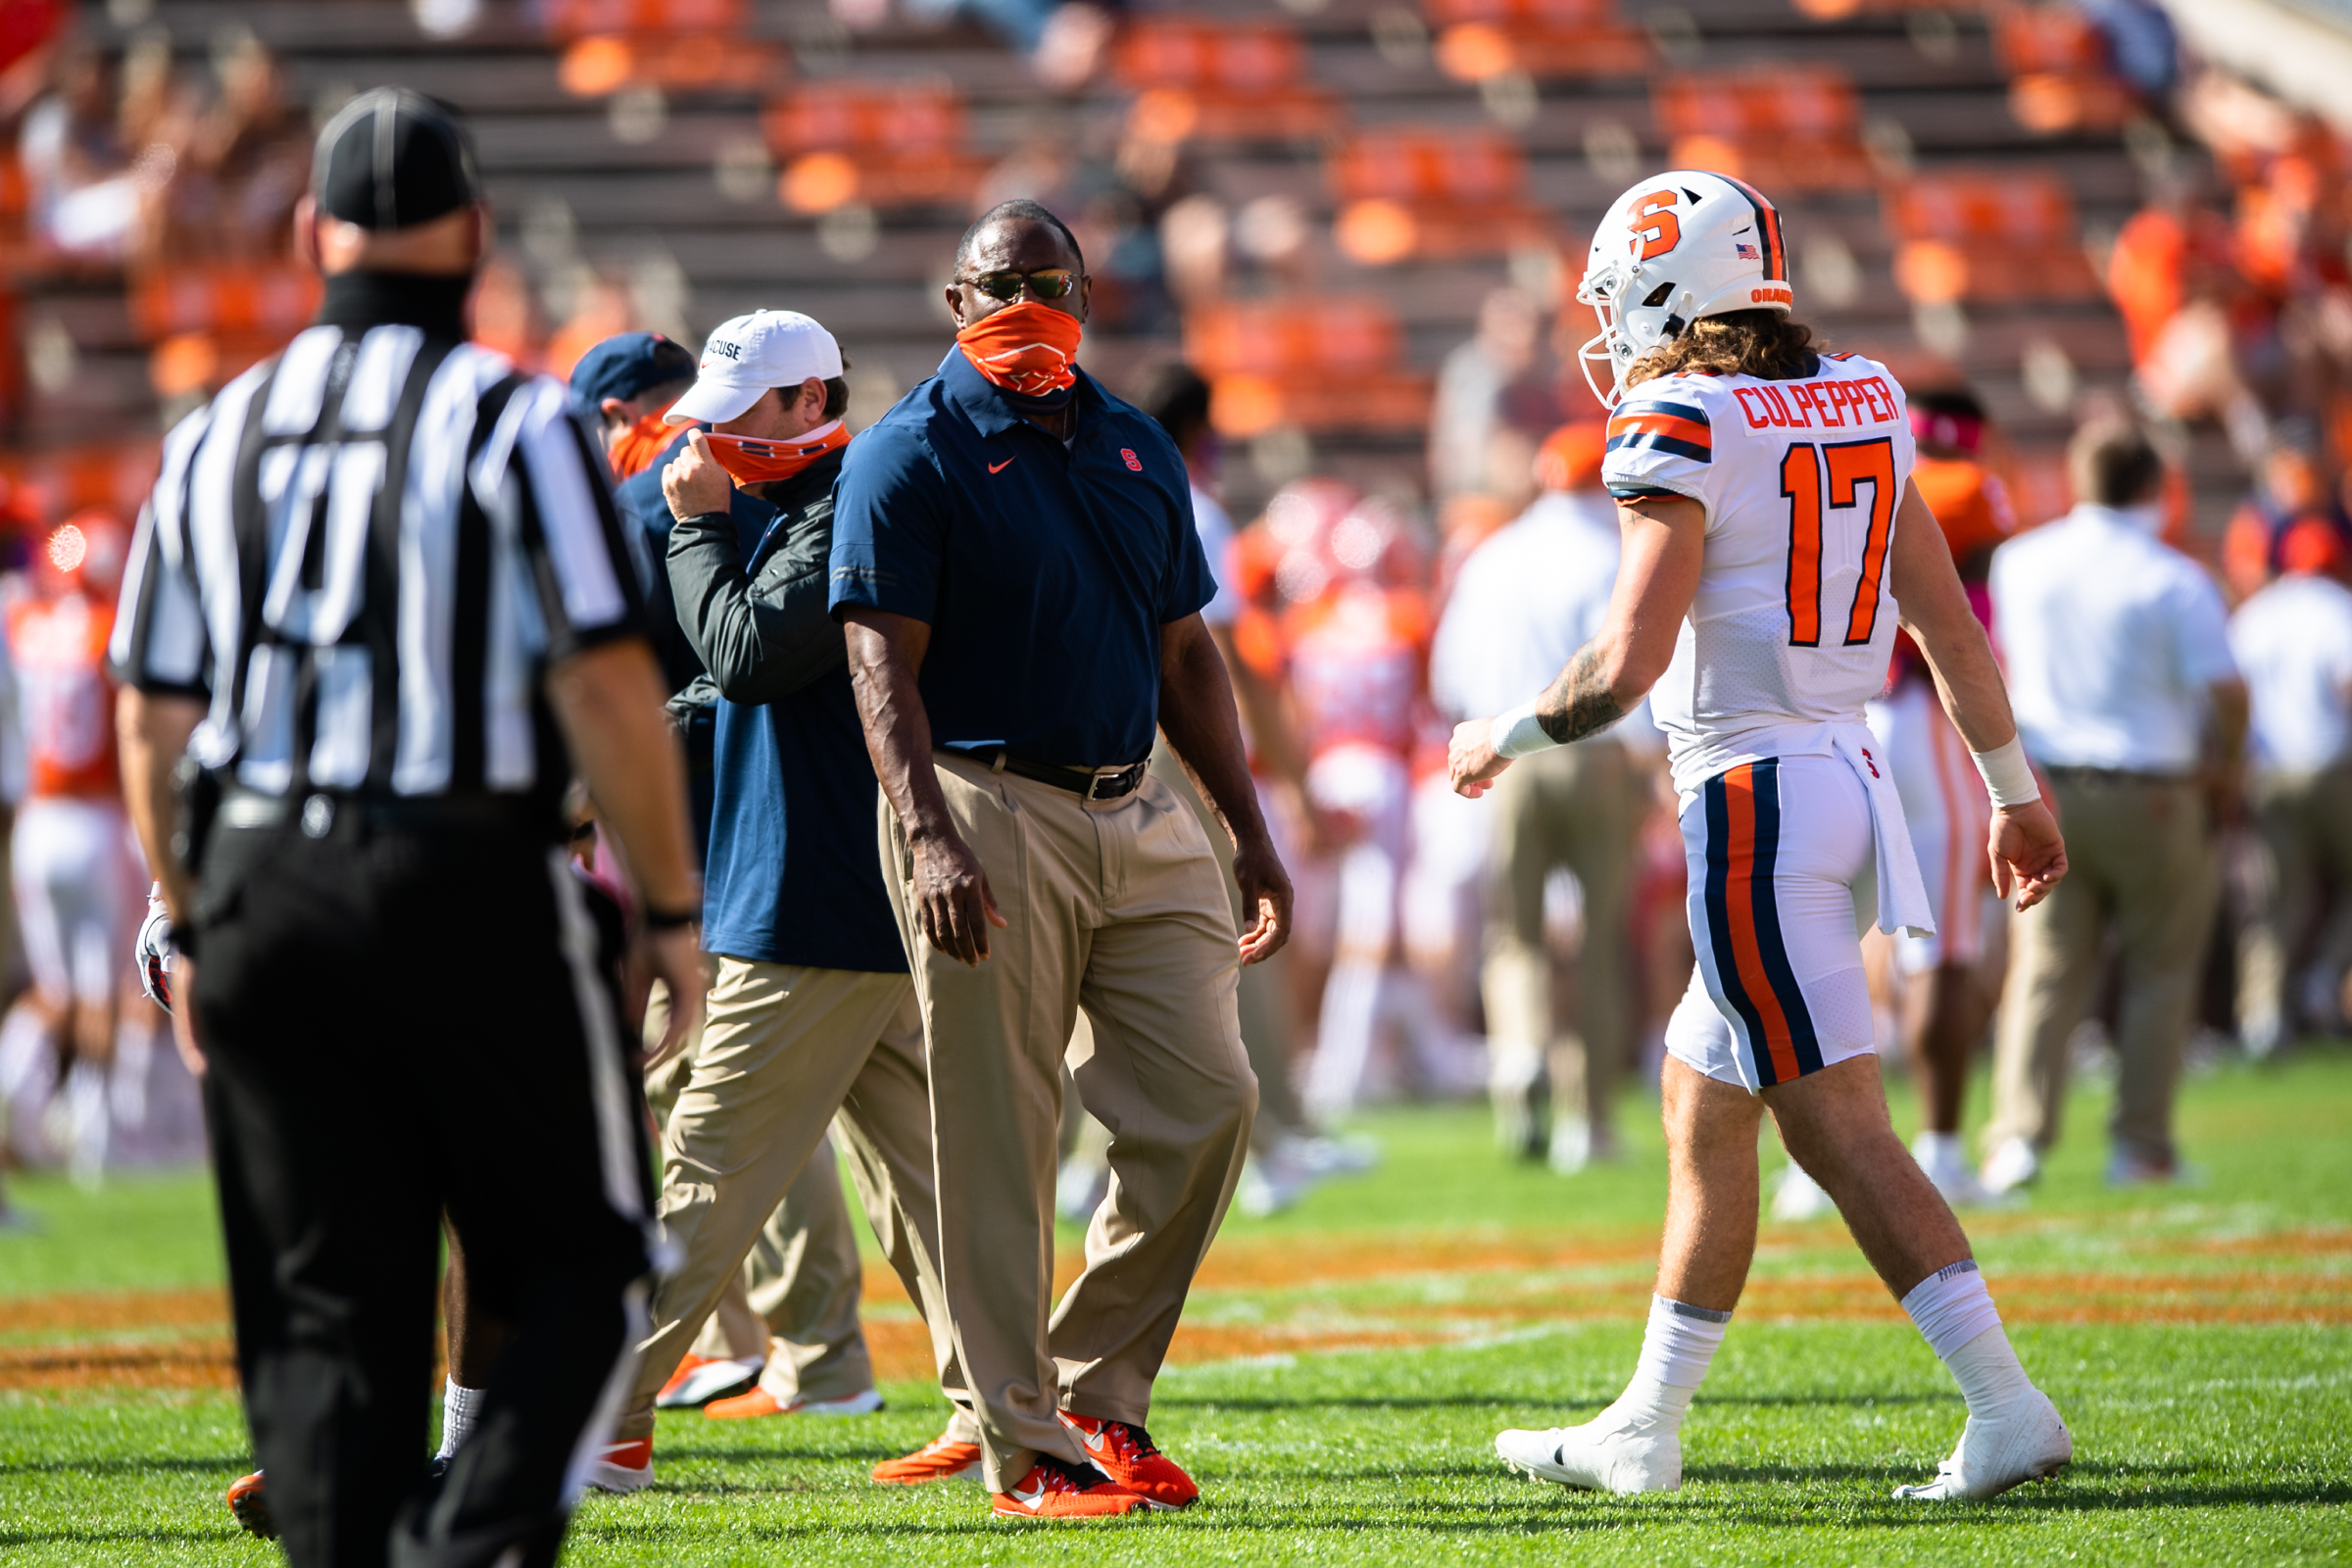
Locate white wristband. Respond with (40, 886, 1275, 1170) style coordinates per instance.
(1972, 736, 2040, 808)
(1490, 700, 1559, 760)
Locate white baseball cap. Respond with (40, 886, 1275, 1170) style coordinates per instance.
(664, 310, 845, 426)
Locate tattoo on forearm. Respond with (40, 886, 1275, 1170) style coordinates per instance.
(1537, 646, 1624, 745)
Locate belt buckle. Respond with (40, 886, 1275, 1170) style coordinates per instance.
(1085, 762, 1136, 802)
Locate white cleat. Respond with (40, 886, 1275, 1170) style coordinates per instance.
(1980, 1136, 2041, 1197)
(1912, 1133, 2007, 1208)
(1892, 1390, 2073, 1500)
(584, 1439, 654, 1494)
(1771, 1163, 1837, 1222)
(1495, 1416, 1681, 1494)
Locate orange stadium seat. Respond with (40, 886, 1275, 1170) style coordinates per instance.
(130, 265, 322, 342)
(760, 81, 992, 213)
(1185, 297, 1433, 435)
(0, 442, 163, 519)
(539, 0, 748, 39)
(1884, 172, 2101, 304)
(1326, 129, 1550, 263)
(1113, 19, 1342, 143)
(1652, 67, 1874, 191)
(544, 0, 780, 93)
(1422, 0, 1648, 82)
(1991, 3, 2139, 134)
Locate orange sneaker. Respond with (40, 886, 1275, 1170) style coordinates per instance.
(989, 1455, 1146, 1519)
(872, 1434, 985, 1485)
(706, 1387, 883, 1419)
(226, 1470, 275, 1539)
(1057, 1412, 1199, 1509)
(654, 1352, 761, 1409)
(585, 1438, 653, 1494)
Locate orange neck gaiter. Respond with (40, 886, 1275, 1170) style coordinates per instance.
(956, 300, 1082, 402)
(702, 419, 851, 488)
(606, 410, 677, 480)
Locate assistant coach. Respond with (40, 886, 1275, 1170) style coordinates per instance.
(111, 90, 699, 1568)
(831, 197, 1290, 1519)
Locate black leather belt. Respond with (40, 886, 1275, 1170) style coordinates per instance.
(966, 750, 1149, 802)
(215, 787, 551, 838)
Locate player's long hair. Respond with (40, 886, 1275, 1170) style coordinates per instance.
(1625, 309, 1820, 388)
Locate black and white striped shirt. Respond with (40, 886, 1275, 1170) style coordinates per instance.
(110, 301, 646, 808)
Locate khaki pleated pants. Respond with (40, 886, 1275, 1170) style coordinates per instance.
(615, 959, 974, 1444)
(1985, 772, 2219, 1166)
(1481, 739, 1641, 1130)
(883, 752, 1256, 1490)
(642, 974, 871, 1406)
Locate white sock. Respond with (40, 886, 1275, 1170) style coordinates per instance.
(437, 1379, 484, 1460)
(1600, 1295, 1731, 1436)
(1901, 1260, 2034, 1417)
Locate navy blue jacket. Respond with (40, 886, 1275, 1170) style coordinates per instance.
(667, 448, 904, 974)
(827, 351, 1216, 765)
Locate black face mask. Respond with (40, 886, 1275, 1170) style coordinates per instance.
(316, 270, 473, 339)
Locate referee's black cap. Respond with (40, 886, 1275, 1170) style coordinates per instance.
(313, 87, 481, 231)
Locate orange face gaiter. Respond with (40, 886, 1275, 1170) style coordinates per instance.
(606, 410, 678, 480)
(956, 299, 1083, 401)
(701, 419, 852, 487)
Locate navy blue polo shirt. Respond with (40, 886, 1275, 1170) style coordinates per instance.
(827, 349, 1217, 765)
(702, 453, 905, 974)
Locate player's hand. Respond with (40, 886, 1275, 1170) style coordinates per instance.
(662, 428, 734, 520)
(1988, 797, 2066, 912)
(638, 924, 706, 1073)
(911, 827, 1005, 965)
(1448, 717, 1514, 799)
(1233, 831, 1294, 966)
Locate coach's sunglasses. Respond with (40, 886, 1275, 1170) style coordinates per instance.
(959, 268, 1080, 302)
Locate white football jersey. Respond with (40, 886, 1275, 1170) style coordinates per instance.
(1601, 352, 1917, 794)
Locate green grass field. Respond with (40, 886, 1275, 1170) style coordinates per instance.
(4, 1048, 2349, 1564)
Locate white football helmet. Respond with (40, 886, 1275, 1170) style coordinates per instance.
(1576, 170, 1794, 407)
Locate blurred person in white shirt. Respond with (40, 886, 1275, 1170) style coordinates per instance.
(1984, 420, 2247, 1192)
(2227, 521, 2352, 1056)
(1431, 422, 1661, 1172)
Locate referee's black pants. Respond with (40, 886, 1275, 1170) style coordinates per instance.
(190, 808, 652, 1568)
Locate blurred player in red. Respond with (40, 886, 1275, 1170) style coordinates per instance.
(6, 512, 145, 1183)
(1847, 387, 2019, 1213)
(1286, 496, 1474, 1118)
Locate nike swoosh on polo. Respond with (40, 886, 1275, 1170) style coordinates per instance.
(989, 458, 1015, 473)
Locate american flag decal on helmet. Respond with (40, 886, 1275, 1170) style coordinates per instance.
(1736, 241, 1760, 259)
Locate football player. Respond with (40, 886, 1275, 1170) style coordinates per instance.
(1451, 172, 2074, 1501)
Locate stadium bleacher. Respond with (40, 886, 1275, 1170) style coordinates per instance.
(7, 0, 2235, 527)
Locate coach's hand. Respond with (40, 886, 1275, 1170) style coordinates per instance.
(1233, 831, 1293, 965)
(1447, 718, 1515, 799)
(639, 924, 707, 1073)
(912, 827, 1005, 965)
(1988, 797, 2067, 913)
(662, 429, 733, 521)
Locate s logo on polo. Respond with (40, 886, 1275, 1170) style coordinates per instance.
(1120, 448, 1143, 472)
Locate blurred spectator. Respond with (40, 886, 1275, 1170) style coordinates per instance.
(21, 36, 137, 260)
(156, 33, 308, 262)
(2221, 425, 2352, 602)
(2077, 0, 2179, 98)
(1429, 287, 1544, 503)
(2228, 523, 2352, 1055)
(1430, 422, 1654, 1173)
(1984, 420, 2247, 1193)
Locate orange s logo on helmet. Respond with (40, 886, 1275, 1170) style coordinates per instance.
(1627, 189, 1680, 261)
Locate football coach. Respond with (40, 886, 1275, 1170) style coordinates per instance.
(830, 197, 1289, 1518)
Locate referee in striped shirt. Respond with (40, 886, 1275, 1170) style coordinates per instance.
(110, 90, 701, 1568)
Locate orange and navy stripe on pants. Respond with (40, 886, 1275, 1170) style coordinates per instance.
(1700, 759, 1824, 1087)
